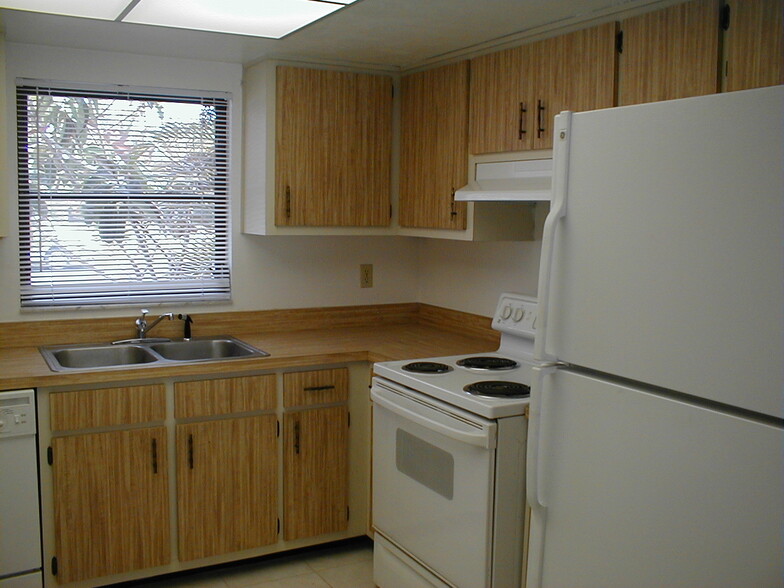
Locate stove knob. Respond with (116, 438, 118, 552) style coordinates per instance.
(513, 308, 525, 322)
(501, 305, 512, 320)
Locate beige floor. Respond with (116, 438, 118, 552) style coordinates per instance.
(138, 540, 374, 588)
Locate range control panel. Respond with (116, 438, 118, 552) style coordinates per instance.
(492, 292, 538, 339)
(0, 389, 36, 438)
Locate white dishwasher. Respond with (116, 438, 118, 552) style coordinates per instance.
(0, 389, 42, 588)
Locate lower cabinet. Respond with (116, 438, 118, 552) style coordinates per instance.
(41, 365, 367, 587)
(52, 426, 170, 583)
(176, 415, 278, 561)
(283, 368, 350, 541)
(284, 405, 349, 540)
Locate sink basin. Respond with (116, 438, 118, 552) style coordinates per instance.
(46, 345, 158, 369)
(40, 336, 269, 372)
(149, 339, 265, 361)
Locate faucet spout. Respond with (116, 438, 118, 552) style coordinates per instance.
(136, 309, 173, 339)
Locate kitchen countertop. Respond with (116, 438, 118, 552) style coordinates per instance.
(0, 305, 499, 390)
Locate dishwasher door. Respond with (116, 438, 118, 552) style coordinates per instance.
(0, 389, 42, 587)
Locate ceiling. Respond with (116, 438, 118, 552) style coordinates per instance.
(1, 0, 653, 70)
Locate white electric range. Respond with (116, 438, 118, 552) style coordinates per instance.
(371, 292, 537, 588)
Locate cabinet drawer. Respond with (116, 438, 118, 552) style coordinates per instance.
(283, 368, 349, 408)
(175, 375, 276, 418)
(50, 384, 165, 431)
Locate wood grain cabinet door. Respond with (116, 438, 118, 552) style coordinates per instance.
(723, 0, 783, 91)
(469, 45, 532, 153)
(275, 66, 392, 227)
(531, 22, 618, 149)
(283, 406, 349, 541)
(619, 0, 721, 105)
(469, 23, 616, 153)
(399, 61, 469, 230)
(176, 415, 278, 561)
(52, 427, 170, 583)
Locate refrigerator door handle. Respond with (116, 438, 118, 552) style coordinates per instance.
(526, 364, 557, 588)
(528, 364, 557, 509)
(534, 111, 572, 363)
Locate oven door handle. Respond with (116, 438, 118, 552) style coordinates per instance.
(371, 388, 496, 449)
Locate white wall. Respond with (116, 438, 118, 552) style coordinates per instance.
(0, 43, 537, 323)
(416, 239, 540, 317)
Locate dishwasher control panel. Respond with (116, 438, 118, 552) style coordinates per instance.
(0, 389, 36, 437)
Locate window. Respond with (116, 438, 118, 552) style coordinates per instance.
(16, 82, 230, 308)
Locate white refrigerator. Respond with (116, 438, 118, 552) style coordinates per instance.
(527, 85, 784, 588)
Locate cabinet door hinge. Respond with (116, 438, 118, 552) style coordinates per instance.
(347, 411, 351, 428)
(276, 419, 280, 438)
(616, 30, 624, 54)
(720, 4, 731, 30)
(51, 556, 58, 576)
(47, 446, 53, 466)
(389, 204, 393, 219)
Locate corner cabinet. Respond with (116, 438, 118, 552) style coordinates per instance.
(399, 61, 469, 231)
(397, 61, 538, 240)
(243, 62, 395, 235)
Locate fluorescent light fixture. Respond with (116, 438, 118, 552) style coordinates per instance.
(0, 0, 130, 20)
(1, 0, 359, 38)
(125, 0, 347, 38)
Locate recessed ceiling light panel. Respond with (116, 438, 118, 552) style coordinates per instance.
(0, 0, 130, 19)
(123, 0, 345, 39)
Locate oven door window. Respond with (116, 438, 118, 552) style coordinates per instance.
(396, 428, 454, 499)
(372, 382, 497, 588)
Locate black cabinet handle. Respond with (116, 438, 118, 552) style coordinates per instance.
(294, 421, 301, 455)
(518, 102, 527, 139)
(537, 100, 546, 139)
(151, 438, 158, 474)
(303, 385, 336, 392)
(188, 434, 194, 470)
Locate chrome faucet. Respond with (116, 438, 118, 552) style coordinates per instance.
(136, 309, 173, 339)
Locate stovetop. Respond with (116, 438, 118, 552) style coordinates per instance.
(374, 293, 538, 418)
(374, 350, 533, 418)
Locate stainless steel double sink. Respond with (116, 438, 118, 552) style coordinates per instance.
(40, 337, 269, 372)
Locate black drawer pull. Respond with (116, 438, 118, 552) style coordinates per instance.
(303, 385, 336, 392)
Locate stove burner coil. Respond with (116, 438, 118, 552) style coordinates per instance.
(463, 381, 531, 398)
(402, 361, 453, 374)
(457, 356, 519, 370)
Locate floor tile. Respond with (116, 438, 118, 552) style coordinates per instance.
(247, 573, 331, 588)
(315, 559, 374, 588)
(305, 543, 374, 571)
(222, 555, 314, 587)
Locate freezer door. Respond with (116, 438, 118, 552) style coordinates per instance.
(539, 86, 783, 418)
(527, 368, 784, 588)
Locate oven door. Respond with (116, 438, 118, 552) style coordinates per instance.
(371, 377, 497, 588)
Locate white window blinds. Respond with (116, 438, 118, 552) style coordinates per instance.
(17, 82, 231, 308)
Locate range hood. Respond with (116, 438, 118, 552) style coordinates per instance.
(454, 158, 552, 202)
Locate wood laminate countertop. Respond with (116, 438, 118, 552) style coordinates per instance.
(0, 304, 500, 390)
